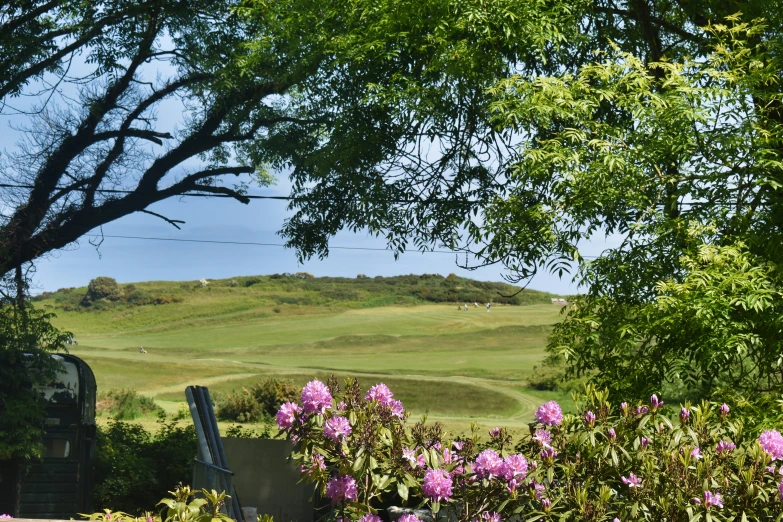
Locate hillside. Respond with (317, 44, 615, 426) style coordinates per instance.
(34, 273, 555, 334)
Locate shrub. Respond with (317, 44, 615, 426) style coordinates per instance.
(251, 378, 299, 416)
(279, 380, 783, 521)
(83, 276, 121, 304)
(94, 420, 197, 513)
(97, 389, 164, 420)
(217, 388, 262, 422)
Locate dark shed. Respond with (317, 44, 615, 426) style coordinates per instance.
(0, 354, 97, 518)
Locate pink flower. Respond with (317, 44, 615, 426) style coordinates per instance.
(276, 402, 301, 431)
(650, 394, 663, 409)
(607, 428, 616, 442)
(417, 454, 426, 468)
(489, 427, 502, 438)
(500, 454, 528, 481)
(635, 406, 649, 415)
(620, 402, 629, 415)
(720, 403, 730, 416)
(694, 491, 723, 509)
(325, 475, 358, 503)
(337, 401, 347, 411)
(324, 415, 352, 443)
(473, 449, 504, 479)
(366, 383, 394, 405)
(399, 515, 421, 522)
(621, 472, 642, 488)
(423, 469, 453, 501)
(390, 399, 405, 418)
(532, 482, 545, 499)
(716, 440, 735, 454)
(359, 515, 382, 522)
(479, 513, 501, 522)
(533, 429, 552, 447)
(540, 447, 558, 462)
(402, 447, 417, 465)
(640, 437, 649, 449)
(535, 401, 563, 426)
(585, 410, 596, 427)
(301, 454, 326, 476)
(540, 498, 552, 511)
(301, 380, 332, 415)
(680, 407, 690, 423)
(690, 447, 702, 460)
(759, 430, 783, 460)
(0, 516, 12, 520)
(779, 479, 783, 501)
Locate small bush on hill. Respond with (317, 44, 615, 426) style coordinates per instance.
(97, 389, 164, 420)
(216, 387, 261, 422)
(83, 276, 121, 304)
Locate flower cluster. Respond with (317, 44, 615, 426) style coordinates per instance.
(326, 475, 358, 503)
(534, 401, 563, 425)
(422, 469, 453, 502)
(301, 380, 333, 415)
(758, 429, 783, 460)
(324, 415, 352, 443)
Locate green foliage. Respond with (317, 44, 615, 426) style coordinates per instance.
(98, 389, 165, 420)
(85, 277, 121, 303)
(94, 420, 197, 513)
(0, 304, 70, 460)
(217, 378, 299, 422)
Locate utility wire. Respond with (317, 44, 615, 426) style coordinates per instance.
(84, 233, 602, 259)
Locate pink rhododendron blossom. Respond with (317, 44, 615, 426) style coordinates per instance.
(443, 447, 453, 464)
(621, 473, 642, 488)
(301, 380, 332, 415)
(423, 468, 453, 501)
(474, 449, 504, 479)
(690, 447, 702, 460)
(608, 428, 616, 442)
(359, 515, 382, 522)
(694, 491, 723, 509)
(402, 447, 417, 465)
(779, 479, 783, 501)
(533, 482, 545, 499)
(337, 401, 347, 411)
(585, 410, 596, 427)
(720, 403, 730, 416)
(716, 440, 736, 454)
(391, 399, 405, 418)
(489, 427, 502, 438)
(636, 406, 649, 415)
(479, 512, 501, 522)
(366, 383, 394, 405)
(325, 475, 358, 503)
(324, 415, 352, 443)
(417, 454, 426, 468)
(640, 437, 649, 449)
(301, 454, 326, 476)
(535, 401, 563, 425)
(680, 407, 690, 422)
(399, 515, 421, 522)
(276, 402, 301, 430)
(540, 498, 551, 511)
(452, 441, 464, 452)
(620, 402, 629, 415)
(540, 447, 558, 461)
(500, 454, 528, 481)
(0, 516, 12, 519)
(650, 394, 663, 409)
(758, 430, 783, 460)
(533, 429, 552, 447)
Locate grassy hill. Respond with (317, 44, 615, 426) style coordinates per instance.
(36, 274, 569, 436)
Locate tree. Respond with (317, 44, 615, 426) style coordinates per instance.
(244, 3, 783, 399)
(85, 276, 120, 302)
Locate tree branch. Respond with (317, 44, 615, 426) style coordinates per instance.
(140, 209, 185, 229)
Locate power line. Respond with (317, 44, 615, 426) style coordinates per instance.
(84, 234, 461, 254)
(84, 233, 602, 259)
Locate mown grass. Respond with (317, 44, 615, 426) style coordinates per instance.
(42, 274, 568, 430)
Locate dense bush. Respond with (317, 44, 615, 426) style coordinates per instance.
(94, 420, 197, 513)
(97, 389, 165, 420)
(217, 378, 299, 422)
(84, 276, 121, 304)
(278, 379, 783, 521)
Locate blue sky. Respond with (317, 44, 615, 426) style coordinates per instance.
(30, 186, 592, 295)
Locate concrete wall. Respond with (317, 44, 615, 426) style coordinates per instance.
(222, 438, 314, 522)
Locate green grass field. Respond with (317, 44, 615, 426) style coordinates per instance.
(38, 274, 567, 436)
